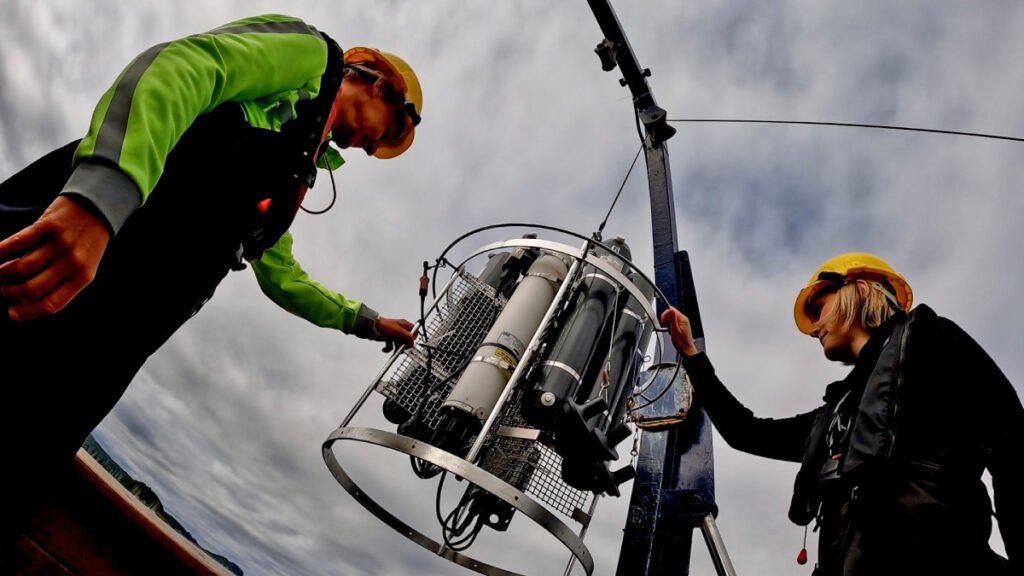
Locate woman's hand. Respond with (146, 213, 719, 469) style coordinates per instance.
(660, 307, 699, 356)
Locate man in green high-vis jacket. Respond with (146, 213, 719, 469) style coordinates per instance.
(0, 14, 421, 545)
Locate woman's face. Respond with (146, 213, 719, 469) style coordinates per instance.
(808, 289, 867, 363)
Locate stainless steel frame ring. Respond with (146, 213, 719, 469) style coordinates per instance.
(322, 427, 595, 576)
(455, 238, 661, 328)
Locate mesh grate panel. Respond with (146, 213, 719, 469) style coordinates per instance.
(375, 263, 593, 523)
(489, 388, 593, 519)
(477, 434, 591, 519)
(376, 269, 505, 430)
(526, 443, 591, 519)
(477, 436, 539, 493)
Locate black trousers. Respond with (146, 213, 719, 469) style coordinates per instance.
(0, 108, 278, 546)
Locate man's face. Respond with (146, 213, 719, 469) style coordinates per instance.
(332, 77, 406, 156)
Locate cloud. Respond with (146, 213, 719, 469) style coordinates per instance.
(3, 1, 1021, 574)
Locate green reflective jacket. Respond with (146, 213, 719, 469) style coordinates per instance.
(250, 231, 370, 333)
(62, 14, 374, 335)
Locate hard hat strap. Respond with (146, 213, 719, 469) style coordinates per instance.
(869, 281, 902, 311)
(404, 101, 421, 126)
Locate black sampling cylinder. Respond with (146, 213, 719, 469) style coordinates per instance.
(522, 237, 635, 429)
(601, 272, 656, 436)
(548, 238, 656, 495)
(520, 263, 618, 428)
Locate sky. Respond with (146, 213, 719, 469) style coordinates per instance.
(2, 1, 1023, 575)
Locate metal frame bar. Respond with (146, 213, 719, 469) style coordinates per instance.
(322, 427, 595, 575)
(455, 238, 661, 331)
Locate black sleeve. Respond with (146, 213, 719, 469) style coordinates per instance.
(918, 314, 1024, 567)
(990, 393, 1024, 571)
(682, 352, 820, 463)
(949, 321, 1024, 567)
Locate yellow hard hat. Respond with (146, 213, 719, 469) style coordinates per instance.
(343, 47, 422, 159)
(793, 252, 913, 334)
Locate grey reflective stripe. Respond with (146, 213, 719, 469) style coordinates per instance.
(92, 19, 321, 165)
(93, 42, 169, 164)
(211, 20, 318, 37)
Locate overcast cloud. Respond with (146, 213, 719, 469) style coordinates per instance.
(2, 1, 1023, 575)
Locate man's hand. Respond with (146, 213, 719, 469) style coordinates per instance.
(660, 307, 699, 357)
(0, 195, 110, 321)
(375, 317, 416, 352)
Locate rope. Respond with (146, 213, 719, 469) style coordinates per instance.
(595, 144, 645, 240)
(300, 158, 339, 215)
(666, 118, 1024, 143)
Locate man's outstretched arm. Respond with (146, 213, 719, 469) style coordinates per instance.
(252, 231, 415, 350)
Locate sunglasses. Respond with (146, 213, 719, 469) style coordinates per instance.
(817, 271, 846, 285)
(348, 63, 421, 131)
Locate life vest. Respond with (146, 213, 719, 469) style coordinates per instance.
(239, 32, 345, 260)
(788, 310, 908, 526)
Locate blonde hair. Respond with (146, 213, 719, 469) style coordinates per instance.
(819, 277, 899, 332)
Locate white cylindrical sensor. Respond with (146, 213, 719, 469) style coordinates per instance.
(443, 253, 568, 422)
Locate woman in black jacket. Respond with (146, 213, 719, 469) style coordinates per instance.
(661, 253, 1022, 575)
